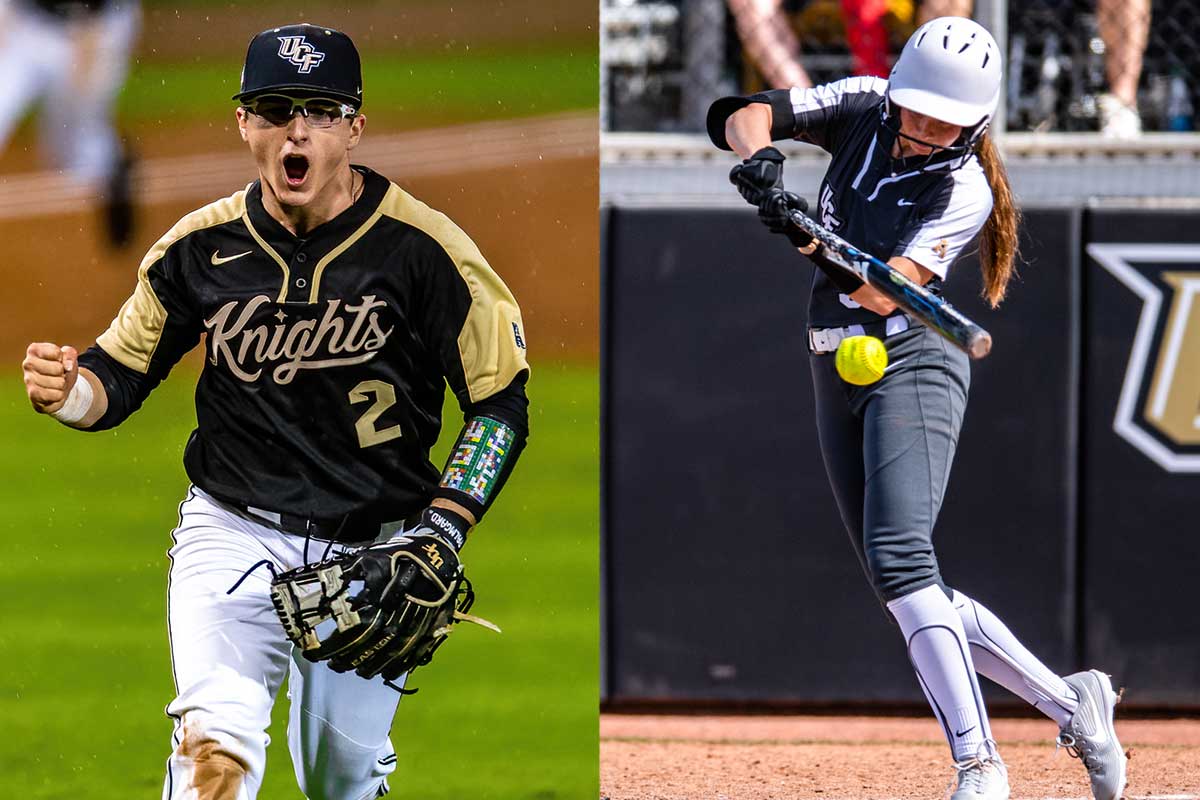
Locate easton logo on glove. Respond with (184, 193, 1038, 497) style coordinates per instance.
(350, 632, 397, 668)
(268, 534, 498, 692)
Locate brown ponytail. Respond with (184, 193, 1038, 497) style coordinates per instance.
(975, 133, 1021, 308)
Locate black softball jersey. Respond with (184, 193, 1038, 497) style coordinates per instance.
(709, 76, 994, 327)
(77, 166, 529, 523)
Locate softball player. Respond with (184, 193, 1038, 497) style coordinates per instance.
(709, 17, 1124, 800)
(21, 23, 529, 799)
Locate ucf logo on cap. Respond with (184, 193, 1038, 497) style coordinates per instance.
(235, 24, 362, 107)
(277, 35, 325, 73)
(1089, 243, 1200, 472)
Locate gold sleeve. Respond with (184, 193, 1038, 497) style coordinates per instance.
(97, 191, 247, 374)
(380, 184, 530, 403)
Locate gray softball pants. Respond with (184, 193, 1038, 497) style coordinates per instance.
(809, 322, 970, 603)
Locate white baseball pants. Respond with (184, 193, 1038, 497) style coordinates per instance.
(162, 487, 401, 800)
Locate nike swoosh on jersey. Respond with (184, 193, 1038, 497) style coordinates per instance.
(211, 250, 252, 265)
(897, 198, 916, 207)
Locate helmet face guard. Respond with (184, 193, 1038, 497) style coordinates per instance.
(878, 95, 978, 173)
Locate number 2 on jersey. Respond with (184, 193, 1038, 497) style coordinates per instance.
(348, 380, 402, 448)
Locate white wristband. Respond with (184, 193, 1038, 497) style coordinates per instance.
(51, 375, 94, 426)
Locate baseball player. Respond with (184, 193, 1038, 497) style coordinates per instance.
(0, 0, 140, 247)
(708, 17, 1124, 800)
(21, 23, 529, 800)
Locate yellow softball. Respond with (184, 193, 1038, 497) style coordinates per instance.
(835, 335, 888, 385)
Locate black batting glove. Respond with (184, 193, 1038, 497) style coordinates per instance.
(729, 145, 787, 204)
(757, 188, 814, 249)
(408, 506, 471, 551)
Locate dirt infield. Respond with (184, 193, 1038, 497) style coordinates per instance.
(0, 113, 597, 360)
(601, 714, 1200, 799)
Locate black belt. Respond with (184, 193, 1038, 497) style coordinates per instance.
(208, 492, 410, 544)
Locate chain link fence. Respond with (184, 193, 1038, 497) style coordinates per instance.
(602, 0, 1200, 134)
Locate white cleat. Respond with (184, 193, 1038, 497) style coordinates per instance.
(1058, 669, 1127, 800)
(950, 740, 1010, 800)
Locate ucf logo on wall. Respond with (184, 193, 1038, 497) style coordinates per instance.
(1089, 244, 1200, 472)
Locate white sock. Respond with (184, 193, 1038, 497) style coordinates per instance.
(952, 590, 1079, 728)
(887, 584, 993, 761)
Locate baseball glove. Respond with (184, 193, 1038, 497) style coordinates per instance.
(268, 534, 499, 692)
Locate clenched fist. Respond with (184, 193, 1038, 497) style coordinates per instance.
(23, 342, 80, 415)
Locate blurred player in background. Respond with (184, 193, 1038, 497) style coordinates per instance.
(710, 16, 1126, 800)
(0, 0, 139, 247)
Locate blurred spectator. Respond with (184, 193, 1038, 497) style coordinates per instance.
(839, 0, 970, 79)
(727, 0, 813, 88)
(728, 0, 1153, 137)
(840, 0, 889, 77)
(915, 0, 970, 25)
(731, 0, 976, 88)
(0, 0, 140, 247)
(915, 0, 1151, 136)
(1095, 0, 1150, 137)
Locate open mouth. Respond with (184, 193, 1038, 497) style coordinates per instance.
(283, 154, 309, 188)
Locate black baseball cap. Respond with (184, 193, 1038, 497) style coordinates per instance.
(234, 24, 362, 107)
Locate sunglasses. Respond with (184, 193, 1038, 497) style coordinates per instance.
(242, 95, 358, 128)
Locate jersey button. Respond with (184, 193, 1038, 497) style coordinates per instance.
(295, 278, 308, 289)
(296, 252, 308, 263)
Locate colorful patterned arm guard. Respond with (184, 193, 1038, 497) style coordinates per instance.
(435, 415, 523, 522)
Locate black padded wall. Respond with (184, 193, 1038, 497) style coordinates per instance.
(1080, 209, 1200, 706)
(604, 207, 1080, 705)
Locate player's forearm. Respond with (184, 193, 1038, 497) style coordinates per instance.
(849, 256, 934, 316)
(433, 413, 527, 520)
(424, 374, 530, 548)
(76, 345, 165, 431)
(849, 283, 899, 316)
(71, 368, 110, 429)
(430, 497, 476, 526)
(726, 104, 776, 159)
(46, 367, 110, 430)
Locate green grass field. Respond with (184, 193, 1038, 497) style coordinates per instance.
(121, 43, 597, 129)
(0, 360, 598, 799)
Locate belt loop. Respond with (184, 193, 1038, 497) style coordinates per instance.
(245, 505, 282, 526)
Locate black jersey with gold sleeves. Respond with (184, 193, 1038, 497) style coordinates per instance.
(78, 166, 529, 523)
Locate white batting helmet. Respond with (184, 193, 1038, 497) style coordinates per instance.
(888, 17, 1002, 138)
